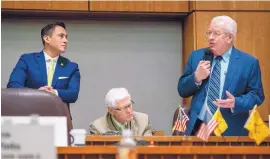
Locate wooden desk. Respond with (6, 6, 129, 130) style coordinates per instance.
(86, 136, 270, 146)
(58, 146, 270, 159)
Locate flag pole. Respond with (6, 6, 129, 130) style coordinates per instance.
(180, 105, 189, 120)
(171, 104, 181, 135)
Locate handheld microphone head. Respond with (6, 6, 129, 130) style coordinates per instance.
(204, 48, 213, 62)
(205, 47, 213, 55)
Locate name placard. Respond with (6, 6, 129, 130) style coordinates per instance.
(2, 124, 55, 159)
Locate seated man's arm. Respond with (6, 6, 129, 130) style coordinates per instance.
(89, 124, 100, 135)
(142, 121, 152, 136)
(7, 54, 28, 88)
(56, 64, 80, 103)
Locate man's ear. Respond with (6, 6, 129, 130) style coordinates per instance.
(108, 108, 114, 115)
(43, 35, 50, 44)
(227, 34, 233, 44)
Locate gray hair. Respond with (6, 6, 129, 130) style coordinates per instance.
(211, 15, 237, 38)
(105, 88, 130, 108)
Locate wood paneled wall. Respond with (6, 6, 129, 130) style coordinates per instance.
(190, 1, 270, 11)
(1, 1, 189, 12)
(4, 1, 269, 12)
(1, 1, 88, 11)
(183, 1, 270, 121)
(89, 1, 188, 12)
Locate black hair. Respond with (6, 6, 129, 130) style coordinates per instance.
(41, 22, 66, 45)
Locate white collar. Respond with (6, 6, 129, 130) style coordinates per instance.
(214, 47, 232, 63)
(43, 50, 59, 62)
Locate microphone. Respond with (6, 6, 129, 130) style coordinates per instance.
(203, 48, 214, 64)
(202, 48, 214, 81)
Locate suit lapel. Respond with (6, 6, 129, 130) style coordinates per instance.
(130, 119, 138, 135)
(222, 47, 240, 98)
(106, 113, 118, 131)
(35, 51, 47, 86)
(52, 56, 67, 88)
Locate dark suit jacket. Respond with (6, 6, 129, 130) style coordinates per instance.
(178, 47, 264, 136)
(7, 51, 81, 110)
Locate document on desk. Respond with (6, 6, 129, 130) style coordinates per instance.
(1, 116, 67, 146)
(2, 121, 56, 159)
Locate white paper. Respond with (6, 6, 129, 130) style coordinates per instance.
(1, 116, 68, 146)
(2, 123, 56, 159)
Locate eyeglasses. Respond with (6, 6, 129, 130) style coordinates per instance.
(205, 31, 226, 38)
(114, 101, 135, 112)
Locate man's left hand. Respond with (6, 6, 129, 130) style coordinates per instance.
(48, 89, 57, 95)
(43, 86, 57, 95)
(213, 91, 235, 108)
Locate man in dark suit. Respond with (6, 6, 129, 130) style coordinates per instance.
(178, 16, 264, 136)
(7, 22, 80, 113)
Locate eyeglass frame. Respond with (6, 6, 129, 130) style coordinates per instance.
(205, 30, 229, 38)
(112, 100, 135, 112)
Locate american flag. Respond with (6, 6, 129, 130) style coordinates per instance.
(172, 106, 189, 133)
(196, 106, 218, 141)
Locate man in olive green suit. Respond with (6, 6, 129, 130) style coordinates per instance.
(89, 88, 152, 136)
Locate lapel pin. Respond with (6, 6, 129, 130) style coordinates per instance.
(61, 63, 64, 66)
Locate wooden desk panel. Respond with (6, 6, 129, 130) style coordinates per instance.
(85, 136, 270, 146)
(57, 146, 270, 159)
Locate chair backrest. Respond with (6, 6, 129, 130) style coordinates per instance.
(152, 130, 165, 136)
(1, 88, 72, 144)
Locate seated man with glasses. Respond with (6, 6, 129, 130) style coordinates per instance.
(89, 88, 152, 136)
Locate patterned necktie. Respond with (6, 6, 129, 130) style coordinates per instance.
(47, 59, 55, 86)
(207, 56, 222, 114)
